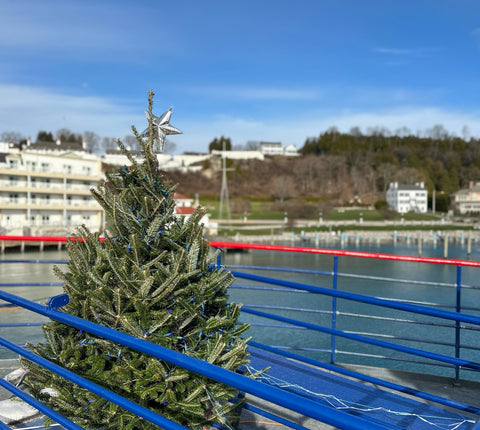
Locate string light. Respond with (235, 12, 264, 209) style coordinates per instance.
(245, 364, 475, 430)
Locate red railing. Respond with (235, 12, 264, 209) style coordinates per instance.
(209, 240, 480, 267)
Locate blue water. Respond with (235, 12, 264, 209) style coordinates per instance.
(224, 241, 480, 381)
(1, 241, 480, 380)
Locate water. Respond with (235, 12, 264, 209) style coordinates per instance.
(1, 242, 480, 380)
(223, 241, 480, 380)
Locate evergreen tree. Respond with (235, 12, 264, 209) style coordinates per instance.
(22, 91, 251, 429)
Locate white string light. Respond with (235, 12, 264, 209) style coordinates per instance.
(245, 365, 475, 430)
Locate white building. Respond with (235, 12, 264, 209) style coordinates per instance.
(450, 182, 480, 214)
(210, 150, 264, 161)
(386, 182, 428, 213)
(104, 150, 210, 173)
(260, 141, 299, 156)
(0, 140, 103, 235)
(173, 193, 210, 226)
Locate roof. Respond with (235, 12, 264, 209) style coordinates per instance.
(174, 192, 191, 200)
(175, 206, 195, 215)
(260, 141, 282, 147)
(29, 141, 84, 151)
(396, 185, 426, 191)
(452, 185, 480, 196)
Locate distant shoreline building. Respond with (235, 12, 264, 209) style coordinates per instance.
(386, 182, 428, 213)
(450, 182, 480, 214)
(0, 140, 215, 235)
(0, 140, 103, 235)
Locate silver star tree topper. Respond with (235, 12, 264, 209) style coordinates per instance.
(142, 107, 182, 152)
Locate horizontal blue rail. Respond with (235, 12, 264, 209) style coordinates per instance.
(242, 306, 480, 370)
(0, 290, 386, 430)
(231, 270, 480, 326)
(1, 243, 480, 428)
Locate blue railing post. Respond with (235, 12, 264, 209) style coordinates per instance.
(455, 265, 462, 381)
(217, 248, 222, 269)
(330, 255, 338, 364)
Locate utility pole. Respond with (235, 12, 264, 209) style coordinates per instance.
(218, 141, 231, 220)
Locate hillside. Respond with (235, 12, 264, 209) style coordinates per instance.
(167, 128, 478, 216)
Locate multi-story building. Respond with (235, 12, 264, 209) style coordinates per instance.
(450, 182, 480, 214)
(0, 140, 103, 235)
(386, 182, 428, 214)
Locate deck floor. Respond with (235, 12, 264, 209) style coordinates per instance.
(0, 359, 479, 429)
(238, 362, 480, 429)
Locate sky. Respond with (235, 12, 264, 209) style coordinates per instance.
(1, 0, 480, 153)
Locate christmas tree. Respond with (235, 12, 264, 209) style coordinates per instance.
(22, 91, 251, 429)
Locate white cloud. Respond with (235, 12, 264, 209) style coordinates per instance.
(186, 85, 321, 101)
(373, 47, 440, 59)
(473, 28, 480, 46)
(178, 107, 480, 152)
(0, 2, 177, 60)
(2, 84, 480, 155)
(374, 48, 415, 56)
(0, 85, 143, 139)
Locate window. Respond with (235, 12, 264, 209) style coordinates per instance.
(9, 193, 18, 203)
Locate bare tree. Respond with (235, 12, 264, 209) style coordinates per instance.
(376, 163, 396, 192)
(123, 135, 140, 151)
(102, 137, 118, 153)
(427, 124, 449, 140)
(1, 131, 24, 143)
(272, 175, 295, 204)
(349, 126, 363, 139)
(163, 140, 177, 154)
(245, 141, 261, 151)
(83, 131, 100, 153)
(294, 155, 318, 194)
(394, 126, 411, 137)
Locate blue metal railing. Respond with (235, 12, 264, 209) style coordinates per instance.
(210, 241, 480, 382)
(0, 289, 385, 430)
(0, 239, 480, 428)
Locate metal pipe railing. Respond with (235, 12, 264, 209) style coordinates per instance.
(0, 237, 479, 427)
(0, 289, 385, 430)
(212, 241, 480, 382)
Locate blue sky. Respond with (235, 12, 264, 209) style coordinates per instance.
(1, 0, 480, 153)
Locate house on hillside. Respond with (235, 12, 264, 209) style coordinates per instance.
(260, 142, 299, 156)
(450, 182, 480, 214)
(173, 193, 210, 225)
(386, 182, 428, 213)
